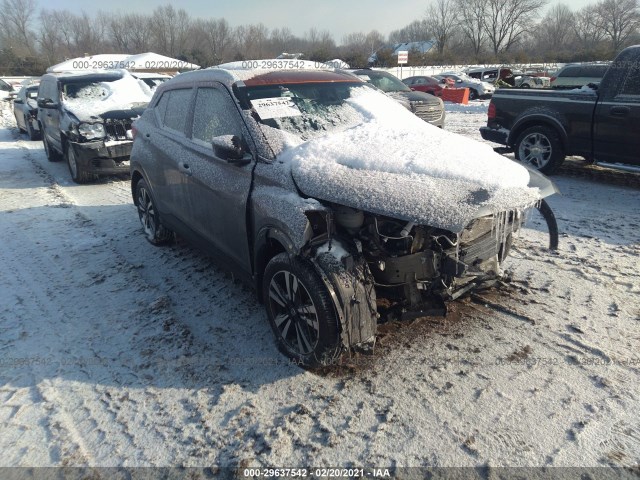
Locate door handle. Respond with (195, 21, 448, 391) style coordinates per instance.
(610, 106, 630, 117)
(178, 162, 192, 176)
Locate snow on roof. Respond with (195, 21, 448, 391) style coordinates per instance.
(47, 53, 199, 73)
(215, 59, 335, 81)
(281, 87, 544, 232)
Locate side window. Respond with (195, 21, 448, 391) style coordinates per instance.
(163, 88, 193, 134)
(619, 64, 640, 97)
(191, 87, 243, 144)
(154, 92, 169, 124)
(415, 78, 425, 85)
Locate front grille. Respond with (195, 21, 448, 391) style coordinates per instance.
(104, 119, 132, 141)
(412, 102, 443, 122)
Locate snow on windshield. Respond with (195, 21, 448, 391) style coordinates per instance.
(277, 87, 542, 231)
(63, 72, 152, 119)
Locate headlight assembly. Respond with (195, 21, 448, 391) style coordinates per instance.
(78, 122, 105, 140)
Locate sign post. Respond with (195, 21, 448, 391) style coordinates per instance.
(397, 50, 408, 80)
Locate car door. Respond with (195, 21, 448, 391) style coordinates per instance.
(144, 87, 196, 222)
(593, 61, 640, 166)
(14, 89, 26, 130)
(179, 83, 254, 272)
(38, 79, 62, 149)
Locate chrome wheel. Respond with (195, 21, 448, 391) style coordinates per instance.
(137, 186, 157, 240)
(268, 270, 320, 355)
(518, 132, 552, 169)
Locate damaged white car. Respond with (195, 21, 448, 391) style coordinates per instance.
(130, 61, 558, 367)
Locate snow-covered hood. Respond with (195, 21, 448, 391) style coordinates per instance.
(62, 73, 152, 123)
(280, 89, 556, 233)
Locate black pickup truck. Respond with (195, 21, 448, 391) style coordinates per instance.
(480, 45, 640, 174)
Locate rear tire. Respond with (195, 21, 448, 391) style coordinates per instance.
(263, 253, 342, 368)
(514, 125, 565, 174)
(135, 179, 172, 245)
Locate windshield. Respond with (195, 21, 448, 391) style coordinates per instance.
(353, 71, 411, 93)
(238, 81, 371, 150)
(63, 80, 114, 100)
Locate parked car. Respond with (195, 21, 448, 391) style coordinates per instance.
(402, 75, 445, 97)
(433, 72, 495, 99)
(130, 60, 557, 367)
(349, 69, 445, 127)
(131, 72, 172, 91)
(550, 63, 610, 89)
(37, 70, 152, 183)
(480, 45, 640, 174)
(466, 67, 550, 88)
(13, 83, 41, 140)
(1, 78, 16, 100)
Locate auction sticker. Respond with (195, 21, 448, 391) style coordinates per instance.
(251, 97, 302, 119)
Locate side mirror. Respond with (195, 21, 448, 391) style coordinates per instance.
(37, 98, 57, 108)
(211, 135, 251, 164)
(13, 98, 24, 104)
(456, 79, 463, 83)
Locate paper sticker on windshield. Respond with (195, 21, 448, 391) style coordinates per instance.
(251, 97, 302, 119)
(356, 75, 370, 81)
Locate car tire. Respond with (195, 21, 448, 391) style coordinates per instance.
(514, 125, 565, 175)
(521, 83, 530, 89)
(66, 144, 91, 184)
(263, 253, 342, 368)
(135, 179, 172, 246)
(26, 120, 39, 140)
(43, 132, 62, 162)
(468, 88, 479, 100)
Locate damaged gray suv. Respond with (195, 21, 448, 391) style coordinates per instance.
(130, 60, 557, 367)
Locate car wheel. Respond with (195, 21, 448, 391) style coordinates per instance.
(26, 120, 39, 140)
(43, 132, 62, 162)
(514, 125, 565, 174)
(521, 83, 531, 89)
(135, 179, 172, 245)
(66, 144, 91, 184)
(468, 88, 479, 100)
(263, 253, 342, 368)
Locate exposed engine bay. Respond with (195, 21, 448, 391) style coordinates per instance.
(317, 205, 527, 321)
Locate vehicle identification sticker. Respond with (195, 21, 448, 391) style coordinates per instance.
(251, 97, 302, 119)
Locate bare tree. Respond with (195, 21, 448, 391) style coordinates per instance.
(0, 0, 38, 54)
(456, 0, 487, 56)
(388, 19, 431, 44)
(595, 0, 640, 51)
(573, 5, 607, 48)
(483, 0, 547, 54)
(535, 4, 575, 56)
(151, 6, 191, 57)
(425, 0, 459, 54)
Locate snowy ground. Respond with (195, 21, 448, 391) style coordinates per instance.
(1, 98, 639, 472)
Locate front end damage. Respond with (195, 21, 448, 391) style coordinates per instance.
(303, 205, 534, 351)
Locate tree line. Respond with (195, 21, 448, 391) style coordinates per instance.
(0, 0, 639, 75)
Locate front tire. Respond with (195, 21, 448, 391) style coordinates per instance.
(43, 131, 62, 162)
(468, 88, 479, 100)
(66, 144, 91, 184)
(27, 119, 40, 140)
(514, 125, 565, 174)
(135, 179, 172, 245)
(263, 253, 342, 368)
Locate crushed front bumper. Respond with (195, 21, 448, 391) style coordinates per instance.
(70, 140, 132, 175)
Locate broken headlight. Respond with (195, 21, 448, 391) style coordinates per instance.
(78, 122, 105, 140)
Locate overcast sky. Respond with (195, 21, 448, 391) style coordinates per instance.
(45, 0, 599, 42)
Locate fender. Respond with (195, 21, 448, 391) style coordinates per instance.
(509, 111, 569, 150)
